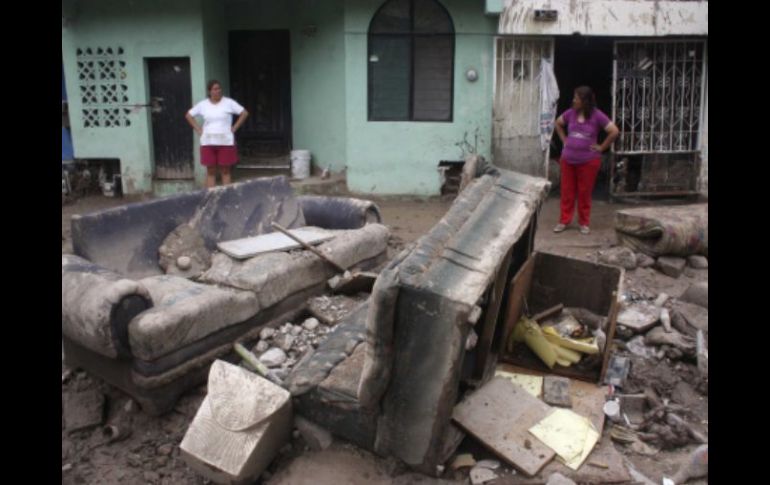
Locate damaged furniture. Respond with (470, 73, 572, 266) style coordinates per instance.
(62, 176, 389, 414)
(614, 204, 708, 257)
(284, 170, 551, 474)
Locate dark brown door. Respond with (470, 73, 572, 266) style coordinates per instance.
(229, 30, 292, 162)
(147, 57, 193, 179)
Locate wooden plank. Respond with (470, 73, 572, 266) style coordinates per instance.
(216, 228, 334, 259)
(501, 255, 536, 355)
(452, 376, 555, 477)
(531, 304, 564, 323)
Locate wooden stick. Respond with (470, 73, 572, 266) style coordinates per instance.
(271, 222, 347, 273)
(531, 303, 564, 323)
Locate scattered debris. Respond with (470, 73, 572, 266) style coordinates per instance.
(617, 394, 647, 425)
(259, 347, 288, 368)
(328, 271, 378, 295)
(475, 459, 501, 470)
(469, 466, 498, 485)
(671, 301, 708, 335)
(260, 327, 277, 340)
(103, 424, 132, 444)
(529, 407, 600, 470)
(63, 389, 105, 433)
(302, 318, 320, 331)
(660, 308, 672, 332)
(294, 416, 333, 451)
(466, 329, 479, 351)
(543, 376, 572, 408)
(644, 327, 695, 355)
(602, 399, 621, 423)
(603, 355, 631, 387)
(598, 246, 637, 270)
(656, 256, 687, 278)
(636, 253, 656, 268)
(696, 330, 708, 379)
(616, 302, 660, 333)
(654, 293, 670, 307)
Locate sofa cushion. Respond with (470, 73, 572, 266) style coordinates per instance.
(128, 275, 259, 361)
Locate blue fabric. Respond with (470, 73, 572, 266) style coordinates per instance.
(62, 127, 74, 161)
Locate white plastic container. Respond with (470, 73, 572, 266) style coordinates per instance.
(290, 150, 311, 179)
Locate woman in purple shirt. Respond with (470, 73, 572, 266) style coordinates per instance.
(553, 86, 619, 234)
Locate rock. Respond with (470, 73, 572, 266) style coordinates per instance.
(63, 389, 105, 433)
(672, 445, 708, 483)
(626, 336, 657, 358)
(475, 459, 500, 470)
(260, 328, 276, 340)
(302, 318, 320, 331)
(599, 247, 637, 270)
(272, 368, 290, 381)
(281, 323, 293, 334)
(470, 466, 498, 485)
(294, 416, 333, 451)
(254, 340, 270, 353)
(543, 376, 572, 407)
(62, 464, 73, 472)
(671, 381, 700, 408)
(656, 256, 687, 278)
(176, 256, 192, 270)
(636, 253, 656, 268)
(687, 255, 708, 269)
(157, 443, 174, 456)
(680, 282, 708, 309)
(654, 293, 670, 307)
(546, 472, 577, 485)
(617, 302, 660, 333)
(259, 348, 287, 367)
(274, 334, 296, 352)
(671, 301, 708, 334)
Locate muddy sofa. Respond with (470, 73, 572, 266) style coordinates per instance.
(284, 170, 550, 474)
(62, 176, 389, 414)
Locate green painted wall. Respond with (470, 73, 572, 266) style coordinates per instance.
(344, 0, 498, 195)
(224, 0, 348, 172)
(62, 0, 208, 193)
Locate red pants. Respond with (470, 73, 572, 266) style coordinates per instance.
(560, 158, 601, 226)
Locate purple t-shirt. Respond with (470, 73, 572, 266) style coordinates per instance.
(560, 108, 611, 164)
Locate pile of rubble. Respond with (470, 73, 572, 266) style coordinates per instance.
(598, 246, 708, 279)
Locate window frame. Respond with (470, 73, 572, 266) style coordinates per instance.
(367, 0, 455, 123)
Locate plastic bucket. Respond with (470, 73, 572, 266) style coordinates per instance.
(290, 150, 311, 179)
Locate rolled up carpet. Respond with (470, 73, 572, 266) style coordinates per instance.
(615, 204, 707, 257)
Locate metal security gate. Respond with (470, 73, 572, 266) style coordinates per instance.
(611, 40, 707, 197)
(493, 37, 553, 176)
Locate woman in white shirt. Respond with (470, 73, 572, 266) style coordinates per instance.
(185, 80, 249, 188)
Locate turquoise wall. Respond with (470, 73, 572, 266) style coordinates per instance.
(225, 0, 348, 173)
(62, 0, 208, 193)
(344, 0, 498, 195)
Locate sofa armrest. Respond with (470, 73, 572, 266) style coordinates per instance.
(297, 196, 382, 230)
(62, 255, 153, 359)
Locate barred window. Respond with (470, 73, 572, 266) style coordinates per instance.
(368, 0, 454, 121)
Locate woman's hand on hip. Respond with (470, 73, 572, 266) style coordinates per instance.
(590, 144, 603, 152)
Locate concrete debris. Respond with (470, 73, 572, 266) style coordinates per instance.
(617, 302, 660, 333)
(604, 354, 631, 387)
(687, 255, 708, 269)
(469, 465, 498, 485)
(636, 253, 656, 268)
(645, 327, 695, 354)
(660, 308, 672, 332)
(260, 327, 276, 340)
(294, 416, 333, 451)
(696, 330, 708, 379)
(598, 246, 637, 270)
(63, 389, 105, 433)
(542, 376, 572, 408)
(656, 257, 687, 278)
(654, 293, 670, 307)
(291, 325, 303, 336)
(680, 282, 708, 309)
(274, 334, 296, 352)
(546, 472, 577, 485)
(626, 336, 660, 359)
(302, 318, 320, 331)
(672, 445, 708, 484)
(255, 340, 270, 353)
(259, 348, 288, 367)
(475, 459, 500, 470)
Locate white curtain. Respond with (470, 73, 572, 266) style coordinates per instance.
(538, 58, 559, 152)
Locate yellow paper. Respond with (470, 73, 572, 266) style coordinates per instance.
(563, 422, 600, 470)
(528, 408, 594, 463)
(494, 370, 543, 398)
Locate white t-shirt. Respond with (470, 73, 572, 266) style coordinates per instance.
(188, 97, 245, 146)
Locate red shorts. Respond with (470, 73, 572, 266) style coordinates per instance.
(200, 145, 238, 167)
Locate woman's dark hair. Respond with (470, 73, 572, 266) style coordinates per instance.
(206, 80, 221, 97)
(574, 86, 596, 118)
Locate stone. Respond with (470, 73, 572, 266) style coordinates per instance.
(143, 471, 160, 483)
(687, 255, 708, 269)
(294, 416, 333, 451)
(672, 300, 708, 334)
(546, 472, 577, 485)
(63, 390, 105, 433)
(617, 302, 660, 333)
(598, 247, 637, 270)
(254, 340, 270, 353)
(636, 253, 655, 268)
(475, 459, 501, 470)
(259, 348, 287, 367)
(274, 334, 296, 352)
(470, 466, 498, 485)
(302, 318, 320, 331)
(290, 325, 303, 336)
(656, 256, 687, 278)
(176, 256, 192, 270)
(680, 282, 708, 309)
(259, 328, 276, 340)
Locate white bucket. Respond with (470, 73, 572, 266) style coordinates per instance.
(290, 150, 311, 179)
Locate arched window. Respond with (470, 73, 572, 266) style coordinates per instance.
(368, 0, 454, 122)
